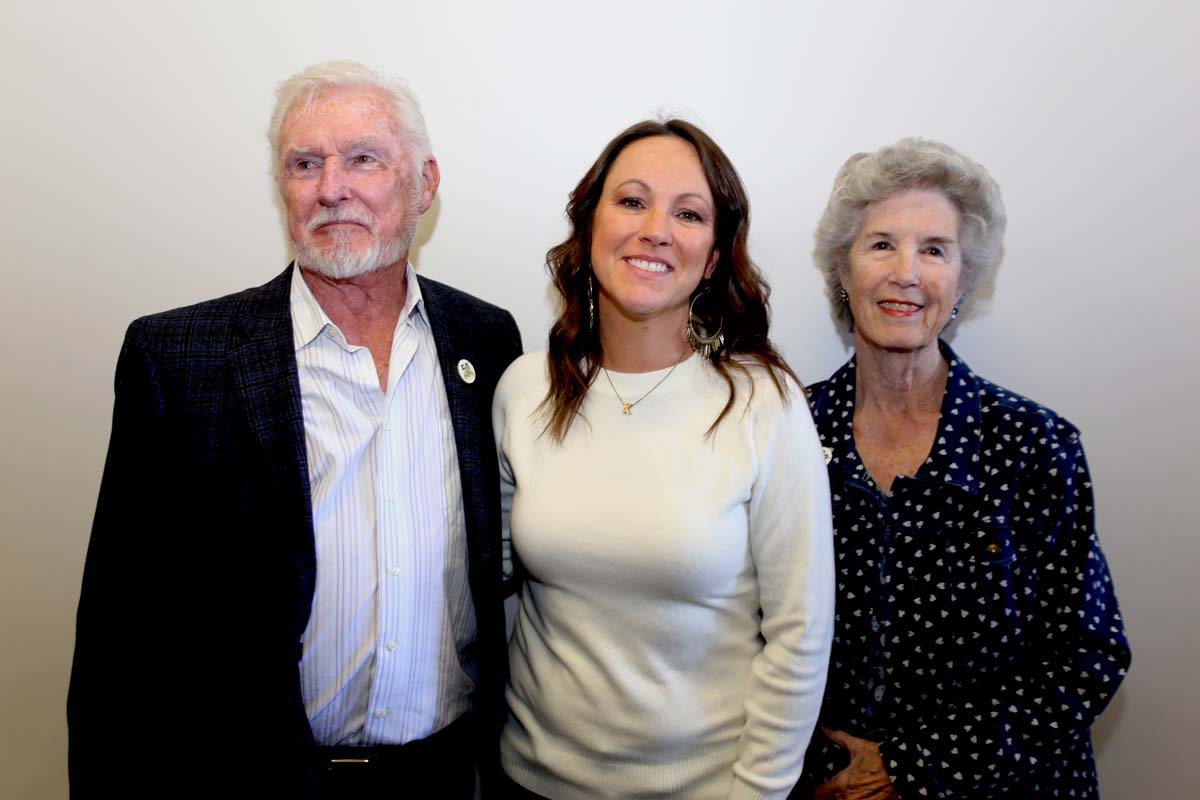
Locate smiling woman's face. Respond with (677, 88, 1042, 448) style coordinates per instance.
(842, 188, 964, 358)
(589, 135, 718, 330)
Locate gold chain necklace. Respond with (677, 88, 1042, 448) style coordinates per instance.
(601, 358, 683, 415)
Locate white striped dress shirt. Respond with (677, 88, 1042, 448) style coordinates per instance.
(292, 264, 476, 746)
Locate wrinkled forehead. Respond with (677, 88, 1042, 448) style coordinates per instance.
(280, 85, 402, 152)
(857, 188, 962, 235)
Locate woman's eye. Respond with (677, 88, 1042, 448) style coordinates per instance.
(620, 197, 645, 209)
(677, 210, 703, 223)
(925, 246, 944, 257)
(870, 240, 891, 250)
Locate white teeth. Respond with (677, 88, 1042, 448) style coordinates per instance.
(879, 301, 921, 311)
(627, 258, 669, 273)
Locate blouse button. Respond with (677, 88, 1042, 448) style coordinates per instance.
(985, 542, 1003, 556)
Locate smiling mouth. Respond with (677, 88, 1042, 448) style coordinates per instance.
(626, 257, 671, 274)
(878, 300, 923, 312)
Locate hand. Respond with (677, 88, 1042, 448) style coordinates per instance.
(813, 727, 899, 800)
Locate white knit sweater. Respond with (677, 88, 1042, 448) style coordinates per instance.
(492, 352, 834, 800)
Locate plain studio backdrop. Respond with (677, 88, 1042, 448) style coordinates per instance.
(2, 1, 1196, 797)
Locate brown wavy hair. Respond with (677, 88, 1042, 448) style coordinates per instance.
(540, 118, 799, 441)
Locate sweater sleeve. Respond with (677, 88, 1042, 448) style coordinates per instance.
(729, 382, 836, 800)
(878, 428, 1131, 798)
(491, 360, 518, 594)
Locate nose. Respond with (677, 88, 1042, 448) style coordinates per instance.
(316, 158, 351, 206)
(889, 247, 920, 287)
(638, 206, 671, 246)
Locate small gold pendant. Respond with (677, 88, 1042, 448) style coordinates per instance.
(622, 403, 632, 415)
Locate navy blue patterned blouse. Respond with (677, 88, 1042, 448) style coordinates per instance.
(796, 341, 1130, 799)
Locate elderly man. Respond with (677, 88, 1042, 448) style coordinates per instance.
(67, 62, 521, 799)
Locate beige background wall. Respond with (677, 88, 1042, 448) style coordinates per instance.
(2, 1, 1196, 796)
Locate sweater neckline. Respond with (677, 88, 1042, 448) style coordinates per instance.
(590, 352, 704, 399)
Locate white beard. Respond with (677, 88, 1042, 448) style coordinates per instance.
(293, 228, 410, 280)
(293, 188, 422, 280)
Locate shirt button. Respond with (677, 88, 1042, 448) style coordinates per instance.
(375, 708, 389, 718)
(386, 641, 398, 652)
(389, 566, 401, 576)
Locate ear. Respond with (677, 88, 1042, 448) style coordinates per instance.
(836, 256, 851, 292)
(703, 249, 719, 280)
(951, 291, 968, 320)
(417, 156, 441, 213)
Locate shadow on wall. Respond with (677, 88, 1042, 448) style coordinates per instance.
(1091, 688, 1126, 756)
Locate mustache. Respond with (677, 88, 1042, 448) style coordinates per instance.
(307, 209, 372, 231)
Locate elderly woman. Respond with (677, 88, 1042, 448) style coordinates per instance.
(492, 120, 835, 799)
(796, 139, 1131, 799)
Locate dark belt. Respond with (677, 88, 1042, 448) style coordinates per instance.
(314, 713, 473, 772)
(313, 715, 476, 799)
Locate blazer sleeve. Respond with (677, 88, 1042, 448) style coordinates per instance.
(68, 325, 176, 794)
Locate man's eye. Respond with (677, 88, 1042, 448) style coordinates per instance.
(926, 246, 944, 257)
(352, 154, 376, 164)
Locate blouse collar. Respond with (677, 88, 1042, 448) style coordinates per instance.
(811, 339, 984, 495)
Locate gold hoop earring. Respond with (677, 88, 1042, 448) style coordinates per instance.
(686, 286, 725, 358)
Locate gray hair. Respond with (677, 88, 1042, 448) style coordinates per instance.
(813, 138, 1007, 330)
(268, 60, 432, 183)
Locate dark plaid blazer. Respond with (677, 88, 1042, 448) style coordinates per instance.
(67, 265, 522, 798)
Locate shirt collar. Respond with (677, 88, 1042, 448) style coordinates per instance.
(926, 340, 983, 494)
(289, 262, 425, 353)
(812, 339, 983, 494)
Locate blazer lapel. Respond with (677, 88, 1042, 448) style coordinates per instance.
(228, 265, 317, 633)
(418, 276, 492, 569)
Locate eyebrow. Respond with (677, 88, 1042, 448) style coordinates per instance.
(862, 230, 958, 245)
(284, 138, 394, 158)
(613, 179, 714, 210)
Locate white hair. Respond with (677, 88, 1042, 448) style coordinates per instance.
(268, 60, 432, 183)
(813, 138, 1007, 330)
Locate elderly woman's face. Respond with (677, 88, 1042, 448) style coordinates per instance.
(842, 188, 963, 357)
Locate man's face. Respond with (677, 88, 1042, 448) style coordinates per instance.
(279, 86, 437, 279)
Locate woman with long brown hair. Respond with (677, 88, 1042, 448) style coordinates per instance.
(492, 119, 835, 799)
